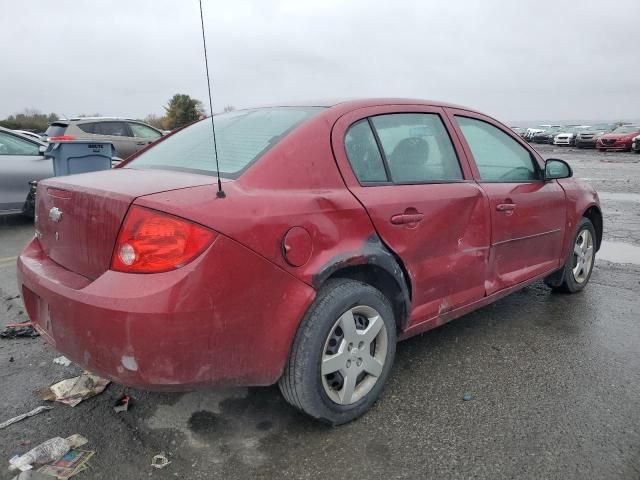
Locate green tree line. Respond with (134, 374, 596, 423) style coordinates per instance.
(0, 94, 231, 132)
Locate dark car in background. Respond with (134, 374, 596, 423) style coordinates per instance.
(45, 118, 166, 159)
(0, 126, 51, 215)
(596, 125, 640, 151)
(575, 123, 617, 148)
(510, 126, 526, 138)
(532, 126, 563, 144)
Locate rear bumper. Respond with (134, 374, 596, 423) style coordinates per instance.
(18, 236, 315, 390)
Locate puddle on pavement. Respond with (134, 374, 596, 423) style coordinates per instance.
(598, 241, 640, 265)
(598, 192, 640, 203)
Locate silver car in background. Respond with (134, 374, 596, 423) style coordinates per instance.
(575, 123, 617, 148)
(0, 126, 52, 215)
(44, 117, 165, 159)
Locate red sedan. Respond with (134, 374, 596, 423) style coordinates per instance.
(18, 99, 602, 424)
(596, 125, 640, 151)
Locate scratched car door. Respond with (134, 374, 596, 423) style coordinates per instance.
(448, 110, 567, 294)
(332, 105, 491, 327)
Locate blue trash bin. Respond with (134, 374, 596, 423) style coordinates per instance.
(44, 141, 114, 176)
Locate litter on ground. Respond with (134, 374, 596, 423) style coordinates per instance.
(151, 453, 171, 469)
(113, 395, 130, 413)
(38, 449, 95, 479)
(8, 434, 87, 472)
(41, 374, 110, 407)
(0, 322, 39, 339)
(52, 357, 71, 367)
(0, 406, 53, 430)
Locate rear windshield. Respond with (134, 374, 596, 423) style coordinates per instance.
(45, 123, 68, 137)
(125, 107, 324, 177)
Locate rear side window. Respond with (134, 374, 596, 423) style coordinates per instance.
(0, 131, 39, 155)
(94, 122, 129, 137)
(370, 113, 462, 183)
(45, 123, 68, 137)
(129, 122, 162, 139)
(78, 122, 96, 134)
(344, 120, 387, 183)
(455, 116, 539, 182)
(126, 107, 324, 177)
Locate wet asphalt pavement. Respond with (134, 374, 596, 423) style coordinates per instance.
(0, 145, 639, 479)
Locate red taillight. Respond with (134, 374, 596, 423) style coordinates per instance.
(111, 206, 217, 273)
(48, 135, 76, 141)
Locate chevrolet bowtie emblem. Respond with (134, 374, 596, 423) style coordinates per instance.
(49, 207, 63, 223)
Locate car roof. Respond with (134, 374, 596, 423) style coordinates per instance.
(0, 125, 46, 145)
(255, 98, 474, 111)
(67, 117, 139, 122)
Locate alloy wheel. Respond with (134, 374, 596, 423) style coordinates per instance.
(572, 229, 594, 284)
(321, 306, 388, 405)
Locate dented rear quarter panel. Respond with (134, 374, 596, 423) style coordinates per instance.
(135, 111, 390, 292)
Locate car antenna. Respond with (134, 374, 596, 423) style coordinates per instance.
(199, 0, 225, 198)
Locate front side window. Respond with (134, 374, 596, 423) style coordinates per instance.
(370, 113, 462, 183)
(455, 116, 539, 182)
(129, 123, 162, 139)
(126, 107, 323, 177)
(344, 120, 387, 183)
(0, 131, 39, 155)
(95, 122, 129, 137)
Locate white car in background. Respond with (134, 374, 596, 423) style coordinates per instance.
(553, 126, 591, 146)
(12, 130, 44, 142)
(524, 124, 561, 141)
(632, 134, 640, 153)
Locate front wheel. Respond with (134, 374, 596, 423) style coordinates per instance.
(279, 279, 397, 425)
(546, 217, 596, 293)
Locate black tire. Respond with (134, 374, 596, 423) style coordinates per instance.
(545, 217, 596, 293)
(279, 279, 397, 425)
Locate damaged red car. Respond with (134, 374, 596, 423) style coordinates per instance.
(18, 99, 602, 424)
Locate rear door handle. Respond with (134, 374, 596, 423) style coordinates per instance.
(136, 141, 146, 146)
(496, 203, 516, 212)
(390, 212, 424, 225)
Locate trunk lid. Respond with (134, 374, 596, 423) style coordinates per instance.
(35, 169, 214, 279)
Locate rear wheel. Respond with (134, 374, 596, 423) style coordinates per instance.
(546, 217, 596, 293)
(279, 279, 397, 425)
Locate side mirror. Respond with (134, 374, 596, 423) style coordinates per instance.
(38, 145, 47, 156)
(545, 158, 572, 180)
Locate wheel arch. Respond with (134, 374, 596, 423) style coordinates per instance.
(583, 205, 603, 250)
(311, 235, 412, 332)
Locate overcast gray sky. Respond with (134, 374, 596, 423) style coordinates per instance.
(2, 0, 639, 123)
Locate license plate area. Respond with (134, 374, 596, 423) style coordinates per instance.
(22, 286, 55, 344)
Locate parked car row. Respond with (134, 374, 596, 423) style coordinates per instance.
(512, 122, 640, 152)
(1, 117, 168, 215)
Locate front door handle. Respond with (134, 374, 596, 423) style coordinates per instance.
(136, 141, 146, 146)
(390, 212, 424, 225)
(496, 203, 516, 212)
